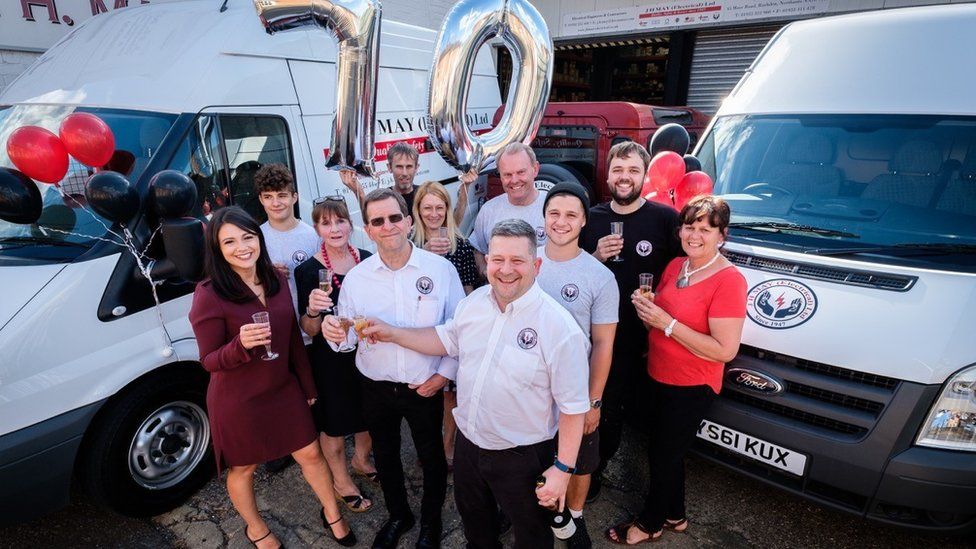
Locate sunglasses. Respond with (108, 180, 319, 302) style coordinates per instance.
(367, 213, 405, 227)
(313, 194, 345, 205)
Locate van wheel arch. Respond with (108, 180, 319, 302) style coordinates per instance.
(75, 362, 214, 517)
(536, 163, 596, 203)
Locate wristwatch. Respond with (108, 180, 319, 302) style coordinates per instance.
(590, 398, 602, 409)
(664, 318, 677, 338)
(553, 458, 576, 475)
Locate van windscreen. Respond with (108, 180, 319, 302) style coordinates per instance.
(699, 114, 976, 270)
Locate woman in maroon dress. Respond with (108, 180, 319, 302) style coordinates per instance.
(190, 207, 356, 548)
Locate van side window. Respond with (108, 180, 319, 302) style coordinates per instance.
(166, 115, 229, 219)
(219, 116, 294, 223)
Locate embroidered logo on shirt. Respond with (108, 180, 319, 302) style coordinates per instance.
(517, 328, 538, 349)
(561, 284, 579, 302)
(292, 250, 310, 264)
(536, 226, 547, 243)
(416, 276, 434, 294)
(635, 240, 653, 257)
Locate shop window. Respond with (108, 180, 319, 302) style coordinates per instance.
(166, 115, 229, 219)
(219, 116, 294, 223)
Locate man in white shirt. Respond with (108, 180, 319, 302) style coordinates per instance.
(468, 143, 548, 276)
(363, 219, 590, 549)
(537, 182, 619, 549)
(321, 188, 466, 549)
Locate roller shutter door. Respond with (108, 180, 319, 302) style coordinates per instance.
(687, 26, 781, 114)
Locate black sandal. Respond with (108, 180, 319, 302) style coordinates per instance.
(353, 467, 380, 485)
(604, 519, 662, 545)
(334, 488, 373, 513)
(664, 518, 689, 533)
(320, 508, 357, 547)
(244, 525, 282, 548)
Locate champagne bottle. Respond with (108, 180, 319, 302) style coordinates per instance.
(535, 475, 576, 540)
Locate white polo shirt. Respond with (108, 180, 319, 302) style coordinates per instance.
(435, 283, 590, 450)
(336, 245, 466, 384)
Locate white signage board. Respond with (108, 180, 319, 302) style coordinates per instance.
(0, 0, 181, 52)
(561, 0, 829, 38)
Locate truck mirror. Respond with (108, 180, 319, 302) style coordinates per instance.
(145, 218, 206, 282)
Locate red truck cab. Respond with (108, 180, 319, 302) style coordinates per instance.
(489, 101, 709, 202)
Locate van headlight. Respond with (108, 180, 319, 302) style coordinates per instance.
(916, 364, 976, 451)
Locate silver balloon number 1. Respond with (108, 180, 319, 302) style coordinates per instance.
(426, 0, 553, 174)
(253, 0, 382, 177)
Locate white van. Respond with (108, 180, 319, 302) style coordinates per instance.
(693, 5, 976, 533)
(0, 0, 500, 523)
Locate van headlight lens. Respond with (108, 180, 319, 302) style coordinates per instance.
(916, 364, 976, 451)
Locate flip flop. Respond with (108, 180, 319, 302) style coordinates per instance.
(604, 519, 662, 545)
(334, 489, 373, 513)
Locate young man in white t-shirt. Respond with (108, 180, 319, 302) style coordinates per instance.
(537, 182, 619, 548)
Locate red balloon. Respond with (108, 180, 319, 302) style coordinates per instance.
(5, 126, 69, 184)
(59, 113, 116, 167)
(643, 151, 685, 199)
(673, 171, 714, 211)
(646, 189, 675, 209)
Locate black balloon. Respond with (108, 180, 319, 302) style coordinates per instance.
(0, 167, 42, 224)
(650, 123, 691, 156)
(85, 171, 140, 223)
(683, 154, 702, 173)
(150, 170, 197, 219)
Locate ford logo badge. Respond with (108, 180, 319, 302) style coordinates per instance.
(727, 368, 785, 395)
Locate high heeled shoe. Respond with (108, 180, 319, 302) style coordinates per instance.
(320, 508, 357, 547)
(244, 525, 283, 548)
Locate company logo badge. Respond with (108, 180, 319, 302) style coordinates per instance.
(746, 279, 817, 329)
(416, 276, 434, 295)
(536, 226, 547, 243)
(635, 240, 653, 257)
(517, 328, 538, 349)
(561, 284, 579, 302)
(726, 368, 784, 395)
(292, 250, 309, 264)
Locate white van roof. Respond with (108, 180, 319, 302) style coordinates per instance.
(720, 4, 976, 117)
(1, 0, 492, 115)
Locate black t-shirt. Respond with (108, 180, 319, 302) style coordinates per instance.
(401, 184, 420, 215)
(580, 200, 682, 342)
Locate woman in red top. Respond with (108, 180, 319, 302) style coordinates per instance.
(189, 207, 355, 548)
(606, 195, 746, 545)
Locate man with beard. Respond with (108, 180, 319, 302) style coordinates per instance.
(579, 141, 681, 502)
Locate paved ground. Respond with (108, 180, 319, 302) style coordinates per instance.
(3, 425, 971, 548)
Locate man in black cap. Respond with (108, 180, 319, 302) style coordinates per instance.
(537, 183, 619, 548)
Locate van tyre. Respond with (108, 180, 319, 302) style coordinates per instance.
(78, 370, 214, 517)
(536, 163, 595, 203)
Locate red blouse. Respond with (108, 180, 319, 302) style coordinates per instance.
(647, 257, 747, 394)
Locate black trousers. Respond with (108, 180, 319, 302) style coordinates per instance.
(361, 378, 447, 523)
(596, 335, 649, 477)
(454, 431, 554, 549)
(637, 378, 715, 531)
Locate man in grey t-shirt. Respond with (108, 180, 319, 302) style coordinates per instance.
(469, 142, 548, 276)
(537, 182, 619, 547)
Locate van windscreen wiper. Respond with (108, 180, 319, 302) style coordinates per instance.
(729, 221, 859, 239)
(0, 236, 89, 248)
(805, 242, 976, 257)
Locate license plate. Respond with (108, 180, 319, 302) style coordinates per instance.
(697, 420, 807, 476)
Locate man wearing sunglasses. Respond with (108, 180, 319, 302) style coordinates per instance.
(322, 188, 466, 549)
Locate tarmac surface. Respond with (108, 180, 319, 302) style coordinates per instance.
(3, 424, 971, 548)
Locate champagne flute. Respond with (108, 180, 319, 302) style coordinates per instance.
(250, 311, 278, 361)
(610, 221, 624, 263)
(639, 273, 654, 298)
(334, 305, 354, 349)
(318, 268, 334, 312)
(353, 313, 371, 352)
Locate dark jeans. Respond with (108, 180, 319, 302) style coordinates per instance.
(596, 337, 649, 477)
(361, 378, 447, 524)
(637, 378, 715, 531)
(454, 431, 555, 549)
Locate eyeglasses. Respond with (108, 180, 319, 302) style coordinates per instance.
(313, 195, 345, 205)
(367, 213, 405, 227)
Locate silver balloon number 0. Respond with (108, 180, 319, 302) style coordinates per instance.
(253, 0, 382, 177)
(427, 0, 553, 174)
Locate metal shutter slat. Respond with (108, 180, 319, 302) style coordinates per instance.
(687, 25, 782, 114)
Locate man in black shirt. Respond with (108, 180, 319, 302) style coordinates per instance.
(579, 141, 681, 501)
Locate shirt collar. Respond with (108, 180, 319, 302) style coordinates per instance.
(488, 282, 543, 315)
(372, 243, 421, 272)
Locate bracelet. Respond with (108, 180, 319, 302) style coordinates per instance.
(553, 457, 576, 475)
(305, 309, 323, 319)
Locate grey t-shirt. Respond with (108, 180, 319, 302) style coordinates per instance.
(537, 247, 619, 352)
(260, 220, 320, 344)
(469, 188, 548, 254)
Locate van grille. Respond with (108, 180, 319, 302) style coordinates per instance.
(722, 346, 900, 440)
(725, 251, 916, 291)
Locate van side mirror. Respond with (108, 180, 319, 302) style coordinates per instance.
(146, 218, 206, 282)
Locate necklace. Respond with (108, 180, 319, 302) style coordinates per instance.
(676, 252, 722, 288)
(321, 243, 361, 293)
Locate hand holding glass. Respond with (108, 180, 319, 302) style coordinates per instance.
(610, 222, 624, 262)
(318, 269, 334, 312)
(639, 273, 654, 298)
(251, 311, 278, 361)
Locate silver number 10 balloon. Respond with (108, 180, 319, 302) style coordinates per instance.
(426, 0, 553, 174)
(253, 0, 382, 177)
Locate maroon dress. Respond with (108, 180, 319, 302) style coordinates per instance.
(189, 274, 318, 471)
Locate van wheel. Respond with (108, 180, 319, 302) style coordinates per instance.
(536, 163, 596, 203)
(78, 371, 214, 517)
